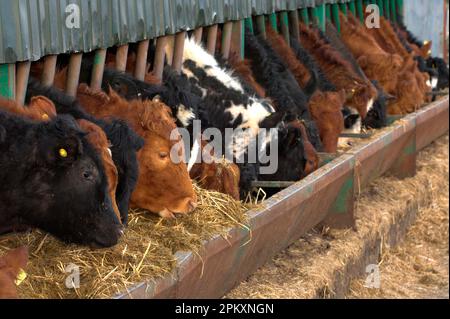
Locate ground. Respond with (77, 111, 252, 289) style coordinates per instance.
(227, 134, 449, 299)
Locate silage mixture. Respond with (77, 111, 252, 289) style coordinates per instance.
(0, 185, 252, 299)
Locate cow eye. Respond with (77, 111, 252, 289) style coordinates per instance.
(159, 152, 168, 159)
(83, 171, 92, 180)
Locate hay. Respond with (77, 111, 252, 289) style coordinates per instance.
(0, 184, 251, 299)
(227, 134, 448, 299)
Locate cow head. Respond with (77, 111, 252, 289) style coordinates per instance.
(27, 115, 122, 247)
(77, 119, 121, 223)
(0, 247, 28, 299)
(78, 88, 197, 219)
(309, 90, 346, 153)
(357, 53, 404, 94)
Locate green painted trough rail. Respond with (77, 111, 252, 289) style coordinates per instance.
(115, 96, 449, 299)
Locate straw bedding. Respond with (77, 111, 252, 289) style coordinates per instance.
(227, 134, 448, 299)
(0, 185, 251, 299)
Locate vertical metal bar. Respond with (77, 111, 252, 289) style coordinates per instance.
(384, 0, 391, 20)
(340, 2, 348, 16)
(256, 15, 266, 38)
(326, 4, 332, 22)
(357, 0, 365, 23)
(332, 4, 341, 34)
(444, 0, 448, 63)
(377, 0, 384, 16)
(279, 12, 290, 45)
(300, 8, 310, 25)
(390, 0, 397, 23)
(348, 1, 357, 16)
(90, 49, 106, 90)
(15, 61, 31, 104)
(221, 22, 233, 59)
(65, 53, 83, 97)
(230, 20, 244, 60)
(397, 0, 404, 17)
(313, 4, 326, 31)
(134, 40, 150, 81)
(206, 24, 218, 55)
(269, 13, 278, 32)
(0, 64, 15, 99)
(41, 55, 57, 86)
(289, 10, 300, 41)
(172, 31, 186, 72)
(153, 36, 168, 81)
(193, 27, 203, 44)
(245, 17, 254, 34)
(165, 35, 175, 66)
(115, 45, 129, 72)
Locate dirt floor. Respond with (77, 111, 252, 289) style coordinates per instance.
(227, 134, 449, 299)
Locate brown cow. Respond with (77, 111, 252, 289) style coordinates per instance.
(0, 247, 28, 299)
(265, 25, 313, 90)
(299, 22, 377, 119)
(0, 96, 56, 122)
(308, 90, 346, 153)
(339, 13, 404, 95)
(77, 84, 197, 218)
(77, 120, 121, 221)
(189, 139, 241, 200)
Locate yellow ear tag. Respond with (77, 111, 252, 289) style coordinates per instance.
(59, 148, 68, 158)
(41, 114, 49, 120)
(15, 268, 27, 286)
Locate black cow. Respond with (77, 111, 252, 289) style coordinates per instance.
(25, 79, 144, 225)
(0, 110, 122, 247)
(243, 31, 323, 151)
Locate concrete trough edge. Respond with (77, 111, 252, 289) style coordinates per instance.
(115, 97, 449, 299)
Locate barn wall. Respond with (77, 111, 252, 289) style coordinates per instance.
(0, 0, 342, 64)
(403, 0, 447, 57)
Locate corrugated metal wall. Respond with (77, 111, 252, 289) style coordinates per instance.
(403, 0, 446, 58)
(0, 0, 344, 64)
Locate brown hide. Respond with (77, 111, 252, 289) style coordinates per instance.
(76, 84, 197, 218)
(298, 22, 377, 119)
(0, 247, 28, 299)
(308, 90, 346, 153)
(77, 119, 121, 222)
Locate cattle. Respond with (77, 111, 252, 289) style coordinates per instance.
(0, 109, 122, 247)
(426, 57, 449, 91)
(25, 79, 144, 225)
(338, 13, 404, 95)
(77, 120, 121, 222)
(76, 84, 197, 218)
(181, 37, 311, 194)
(298, 22, 378, 121)
(265, 25, 318, 97)
(227, 53, 268, 99)
(0, 247, 28, 299)
(0, 97, 121, 222)
(242, 31, 322, 151)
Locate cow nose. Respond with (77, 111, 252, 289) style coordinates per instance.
(116, 225, 125, 237)
(188, 200, 198, 211)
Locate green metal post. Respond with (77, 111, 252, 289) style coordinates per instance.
(313, 4, 326, 31)
(397, 0, 404, 18)
(279, 11, 290, 45)
(326, 4, 332, 21)
(349, 1, 357, 16)
(332, 3, 341, 34)
(340, 2, 348, 16)
(390, 0, 397, 22)
(0, 64, 16, 99)
(256, 15, 266, 38)
(269, 13, 278, 32)
(377, 0, 384, 16)
(357, 0, 365, 23)
(300, 8, 310, 25)
(245, 17, 254, 34)
(384, 0, 391, 20)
